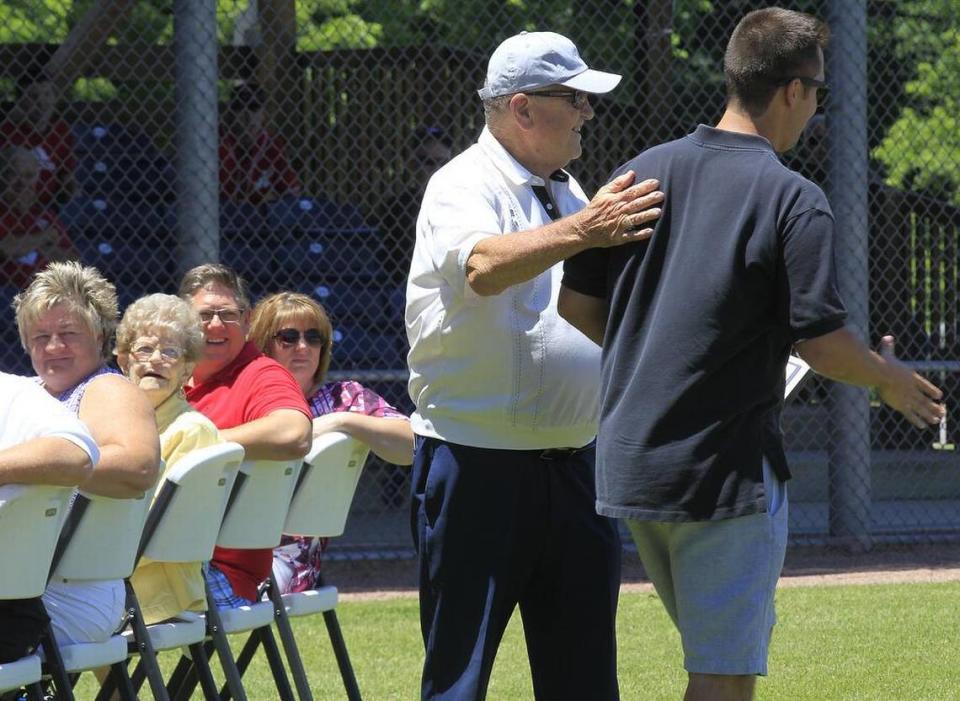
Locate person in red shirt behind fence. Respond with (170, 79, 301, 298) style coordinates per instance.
(0, 70, 77, 209)
(219, 84, 302, 205)
(0, 146, 78, 287)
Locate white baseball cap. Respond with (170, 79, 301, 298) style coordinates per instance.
(477, 31, 622, 100)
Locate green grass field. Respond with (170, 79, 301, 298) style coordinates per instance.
(76, 581, 960, 700)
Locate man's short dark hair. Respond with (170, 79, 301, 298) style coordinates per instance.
(724, 7, 829, 115)
(178, 263, 251, 309)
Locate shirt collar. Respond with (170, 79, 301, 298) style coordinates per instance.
(154, 391, 193, 432)
(189, 341, 262, 390)
(477, 127, 570, 187)
(689, 124, 777, 154)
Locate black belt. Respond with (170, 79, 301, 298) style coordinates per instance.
(537, 441, 595, 461)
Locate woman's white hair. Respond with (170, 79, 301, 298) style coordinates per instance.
(115, 293, 205, 364)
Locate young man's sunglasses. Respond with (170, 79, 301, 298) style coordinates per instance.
(274, 328, 326, 348)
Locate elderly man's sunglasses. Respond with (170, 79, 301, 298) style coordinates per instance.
(525, 89, 590, 108)
(274, 328, 326, 348)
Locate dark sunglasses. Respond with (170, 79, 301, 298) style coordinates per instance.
(525, 89, 590, 108)
(779, 76, 828, 101)
(274, 328, 326, 348)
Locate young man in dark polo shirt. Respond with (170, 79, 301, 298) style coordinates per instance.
(559, 8, 945, 701)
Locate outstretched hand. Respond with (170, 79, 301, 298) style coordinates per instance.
(577, 170, 665, 248)
(877, 335, 945, 429)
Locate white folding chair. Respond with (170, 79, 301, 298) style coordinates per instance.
(0, 485, 73, 695)
(167, 455, 302, 701)
(235, 432, 370, 701)
(40, 482, 156, 701)
(93, 442, 245, 701)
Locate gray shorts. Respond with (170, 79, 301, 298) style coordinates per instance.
(626, 461, 787, 676)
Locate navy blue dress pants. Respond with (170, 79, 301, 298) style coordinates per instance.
(411, 436, 621, 701)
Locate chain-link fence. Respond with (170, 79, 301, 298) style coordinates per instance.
(1, 1, 956, 555)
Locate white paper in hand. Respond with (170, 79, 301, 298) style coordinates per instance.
(785, 355, 811, 400)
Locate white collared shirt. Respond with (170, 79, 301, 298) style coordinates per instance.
(0, 371, 100, 463)
(405, 127, 600, 450)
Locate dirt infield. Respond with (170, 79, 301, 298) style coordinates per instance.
(327, 544, 960, 601)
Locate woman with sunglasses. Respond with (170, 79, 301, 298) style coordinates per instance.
(249, 291, 413, 593)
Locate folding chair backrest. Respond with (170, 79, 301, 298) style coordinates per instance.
(216, 457, 301, 549)
(0, 485, 74, 598)
(284, 432, 370, 538)
(50, 479, 158, 582)
(141, 442, 245, 563)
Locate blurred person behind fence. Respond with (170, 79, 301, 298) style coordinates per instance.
(219, 84, 302, 205)
(560, 8, 944, 701)
(1, 69, 77, 209)
(0, 145, 78, 287)
(249, 291, 413, 593)
(14, 261, 160, 646)
(381, 126, 454, 285)
(405, 30, 665, 700)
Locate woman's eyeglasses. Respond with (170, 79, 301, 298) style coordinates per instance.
(131, 345, 183, 362)
(274, 328, 326, 348)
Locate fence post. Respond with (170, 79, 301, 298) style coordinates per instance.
(174, 0, 220, 272)
(826, 0, 872, 552)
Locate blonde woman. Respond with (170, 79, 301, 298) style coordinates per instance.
(14, 261, 159, 645)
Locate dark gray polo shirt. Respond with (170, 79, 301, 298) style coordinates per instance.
(563, 125, 847, 522)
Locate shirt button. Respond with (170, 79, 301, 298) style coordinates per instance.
(546, 203, 553, 209)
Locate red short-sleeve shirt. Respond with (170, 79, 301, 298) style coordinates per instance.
(0, 120, 76, 208)
(219, 128, 301, 204)
(0, 204, 75, 287)
(186, 341, 310, 601)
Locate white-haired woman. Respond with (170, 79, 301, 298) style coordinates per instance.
(115, 293, 223, 624)
(14, 261, 159, 645)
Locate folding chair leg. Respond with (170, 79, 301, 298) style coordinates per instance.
(266, 576, 314, 701)
(124, 582, 171, 701)
(219, 627, 294, 701)
(39, 621, 75, 701)
(168, 642, 214, 701)
(94, 664, 118, 701)
(189, 641, 221, 701)
(110, 660, 138, 701)
(323, 609, 363, 701)
(203, 583, 248, 701)
(165, 653, 193, 701)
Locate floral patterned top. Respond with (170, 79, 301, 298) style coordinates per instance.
(273, 381, 408, 593)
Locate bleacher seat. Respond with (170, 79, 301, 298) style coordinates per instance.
(331, 325, 407, 370)
(72, 123, 155, 157)
(265, 196, 372, 235)
(76, 153, 173, 203)
(301, 281, 391, 325)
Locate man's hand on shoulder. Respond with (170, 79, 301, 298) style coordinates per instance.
(575, 171, 665, 248)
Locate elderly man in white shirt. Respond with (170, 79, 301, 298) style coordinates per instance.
(0, 371, 98, 663)
(405, 31, 664, 701)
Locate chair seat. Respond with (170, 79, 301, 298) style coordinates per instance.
(217, 601, 275, 634)
(58, 635, 128, 672)
(124, 611, 207, 651)
(0, 654, 42, 692)
(282, 586, 338, 618)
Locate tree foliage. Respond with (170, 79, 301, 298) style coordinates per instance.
(872, 1, 960, 203)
